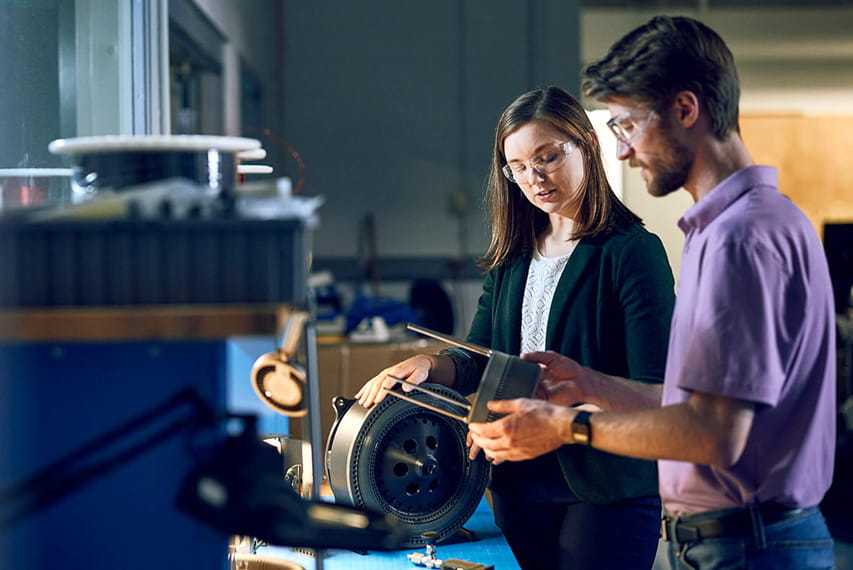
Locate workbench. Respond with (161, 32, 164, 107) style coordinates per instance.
(258, 495, 520, 570)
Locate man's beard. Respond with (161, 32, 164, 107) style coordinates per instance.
(645, 126, 692, 198)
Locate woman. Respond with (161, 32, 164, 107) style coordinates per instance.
(356, 86, 674, 569)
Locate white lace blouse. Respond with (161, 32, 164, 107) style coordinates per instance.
(520, 243, 578, 353)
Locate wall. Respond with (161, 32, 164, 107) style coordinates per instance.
(281, 1, 581, 260)
(0, 2, 128, 167)
(740, 115, 853, 233)
(0, 3, 62, 167)
(186, 0, 288, 170)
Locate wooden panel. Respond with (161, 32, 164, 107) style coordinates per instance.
(0, 304, 294, 341)
(740, 114, 853, 237)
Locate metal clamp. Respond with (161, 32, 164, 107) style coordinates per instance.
(386, 324, 541, 425)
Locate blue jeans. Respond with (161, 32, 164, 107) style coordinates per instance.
(665, 506, 835, 569)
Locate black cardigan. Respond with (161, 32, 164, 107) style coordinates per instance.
(445, 223, 675, 504)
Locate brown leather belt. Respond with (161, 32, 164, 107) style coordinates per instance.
(661, 504, 810, 544)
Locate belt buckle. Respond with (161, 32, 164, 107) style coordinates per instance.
(661, 517, 671, 542)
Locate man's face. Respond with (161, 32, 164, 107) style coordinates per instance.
(606, 98, 692, 198)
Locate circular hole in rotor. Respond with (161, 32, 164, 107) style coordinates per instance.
(394, 463, 409, 477)
(406, 483, 421, 496)
(426, 435, 438, 450)
(403, 439, 418, 454)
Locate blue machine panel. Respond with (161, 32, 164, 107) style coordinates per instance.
(0, 341, 238, 570)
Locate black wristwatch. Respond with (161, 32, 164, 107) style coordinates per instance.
(570, 410, 592, 446)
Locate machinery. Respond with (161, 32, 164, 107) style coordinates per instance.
(325, 324, 541, 549)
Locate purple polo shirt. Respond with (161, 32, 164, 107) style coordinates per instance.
(659, 165, 836, 515)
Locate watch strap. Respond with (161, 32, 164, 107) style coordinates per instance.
(571, 410, 592, 446)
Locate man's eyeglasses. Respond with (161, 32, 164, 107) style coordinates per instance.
(606, 110, 656, 147)
(502, 141, 576, 184)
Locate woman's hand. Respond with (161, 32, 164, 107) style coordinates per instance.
(355, 355, 434, 408)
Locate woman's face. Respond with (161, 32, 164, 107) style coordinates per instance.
(502, 121, 585, 220)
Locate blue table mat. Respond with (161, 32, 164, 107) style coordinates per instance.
(258, 496, 521, 569)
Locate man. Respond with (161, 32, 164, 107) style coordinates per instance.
(467, 15, 837, 569)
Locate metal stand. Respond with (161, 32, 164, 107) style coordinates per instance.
(302, 313, 326, 570)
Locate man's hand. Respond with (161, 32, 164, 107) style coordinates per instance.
(523, 351, 587, 406)
(467, 398, 576, 464)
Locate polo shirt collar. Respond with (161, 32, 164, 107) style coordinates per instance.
(677, 165, 778, 234)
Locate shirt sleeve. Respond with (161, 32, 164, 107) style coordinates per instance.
(677, 237, 791, 406)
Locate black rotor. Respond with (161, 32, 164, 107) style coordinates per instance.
(325, 384, 489, 548)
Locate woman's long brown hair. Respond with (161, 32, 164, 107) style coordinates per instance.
(480, 86, 641, 270)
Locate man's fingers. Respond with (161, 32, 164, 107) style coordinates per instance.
(468, 430, 501, 450)
(468, 441, 483, 461)
(467, 422, 493, 439)
(485, 398, 521, 414)
(469, 432, 511, 465)
(520, 350, 559, 366)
